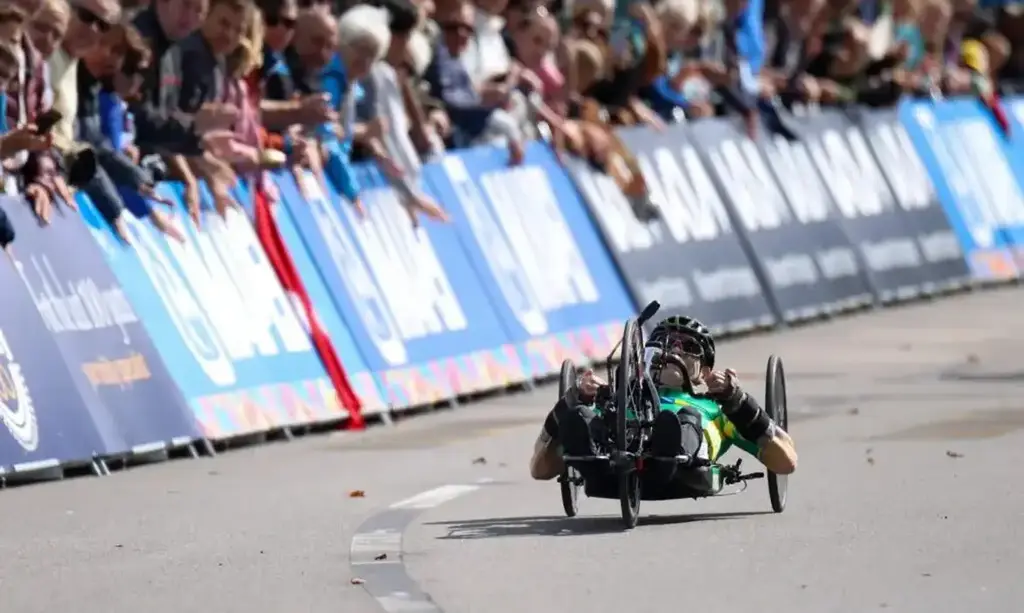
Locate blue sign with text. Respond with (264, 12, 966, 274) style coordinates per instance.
(79, 185, 333, 440)
(3, 195, 199, 451)
(424, 143, 632, 374)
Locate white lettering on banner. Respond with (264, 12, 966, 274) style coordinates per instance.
(12, 255, 138, 344)
(707, 138, 789, 230)
(481, 165, 600, 310)
(816, 247, 859, 279)
(639, 146, 731, 243)
(810, 130, 885, 218)
(911, 107, 998, 247)
(126, 215, 236, 385)
(442, 156, 547, 334)
(570, 162, 663, 253)
(869, 123, 932, 210)
(861, 238, 922, 271)
(846, 129, 896, 207)
(202, 209, 311, 354)
(635, 277, 694, 309)
(0, 329, 39, 452)
(167, 210, 311, 365)
(764, 137, 829, 224)
(301, 174, 408, 365)
(347, 185, 468, 340)
(918, 231, 963, 263)
(953, 119, 1024, 228)
(764, 254, 818, 288)
(693, 267, 761, 302)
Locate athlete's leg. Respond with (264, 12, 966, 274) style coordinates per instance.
(529, 398, 605, 480)
(649, 405, 703, 459)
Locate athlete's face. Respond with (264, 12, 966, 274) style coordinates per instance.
(646, 332, 708, 390)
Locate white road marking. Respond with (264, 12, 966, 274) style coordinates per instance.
(389, 484, 480, 510)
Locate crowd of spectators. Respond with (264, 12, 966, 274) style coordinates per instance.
(0, 0, 1021, 252)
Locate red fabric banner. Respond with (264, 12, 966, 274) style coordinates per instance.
(251, 177, 365, 430)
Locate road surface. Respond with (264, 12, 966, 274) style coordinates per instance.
(2, 287, 1023, 612)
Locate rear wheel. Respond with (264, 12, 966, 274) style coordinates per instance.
(616, 319, 644, 529)
(558, 360, 581, 517)
(764, 355, 789, 513)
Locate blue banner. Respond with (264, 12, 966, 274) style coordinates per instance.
(899, 99, 1021, 280)
(234, 177, 387, 415)
(424, 143, 632, 374)
(273, 169, 526, 409)
(2, 196, 200, 453)
(79, 185, 336, 440)
(0, 214, 112, 473)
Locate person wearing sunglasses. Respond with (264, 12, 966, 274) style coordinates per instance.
(529, 315, 798, 485)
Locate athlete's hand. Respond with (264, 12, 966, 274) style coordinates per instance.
(706, 369, 740, 398)
(578, 369, 607, 402)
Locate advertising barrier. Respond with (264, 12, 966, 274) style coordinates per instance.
(80, 186, 338, 441)
(0, 223, 113, 474)
(855, 108, 971, 292)
(689, 119, 876, 322)
(799, 110, 932, 302)
(274, 169, 527, 408)
(425, 143, 630, 374)
(2, 95, 1021, 483)
(239, 178, 387, 418)
(2, 196, 200, 456)
(567, 126, 777, 335)
(900, 99, 1021, 280)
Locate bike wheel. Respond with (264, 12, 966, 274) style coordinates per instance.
(765, 354, 789, 513)
(616, 319, 643, 529)
(557, 359, 581, 517)
(619, 471, 640, 529)
(558, 359, 578, 405)
(560, 467, 581, 517)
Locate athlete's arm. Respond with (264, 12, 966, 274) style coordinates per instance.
(758, 427, 798, 475)
(708, 369, 798, 475)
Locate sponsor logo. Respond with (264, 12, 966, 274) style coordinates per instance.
(0, 329, 38, 452)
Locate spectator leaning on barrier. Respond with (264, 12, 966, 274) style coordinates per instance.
(163, 0, 264, 223)
(354, 0, 448, 226)
(0, 38, 52, 253)
(8, 0, 77, 224)
(280, 7, 368, 212)
(46, 0, 136, 240)
(425, 0, 525, 163)
(78, 22, 186, 242)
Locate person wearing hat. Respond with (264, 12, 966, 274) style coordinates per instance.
(961, 37, 1010, 136)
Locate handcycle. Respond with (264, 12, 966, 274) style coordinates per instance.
(556, 301, 790, 529)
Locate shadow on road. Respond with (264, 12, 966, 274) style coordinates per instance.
(425, 511, 768, 539)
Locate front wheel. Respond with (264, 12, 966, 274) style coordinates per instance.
(764, 354, 789, 513)
(560, 468, 581, 517)
(619, 471, 640, 529)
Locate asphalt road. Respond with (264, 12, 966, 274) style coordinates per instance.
(3, 287, 1024, 613)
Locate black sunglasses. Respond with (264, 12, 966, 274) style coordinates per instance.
(265, 14, 297, 28)
(75, 5, 111, 32)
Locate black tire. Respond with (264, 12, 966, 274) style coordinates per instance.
(559, 359, 578, 405)
(765, 354, 789, 513)
(558, 360, 581, 517)
(560, 467, 581, 517)
(616, 319, 643, 529)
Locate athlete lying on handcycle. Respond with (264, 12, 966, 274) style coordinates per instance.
(530, 315, 798, 482)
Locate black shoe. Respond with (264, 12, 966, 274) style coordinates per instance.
(560, 407, 599, 457)
(649, 410, 683, 458)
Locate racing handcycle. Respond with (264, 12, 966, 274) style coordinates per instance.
(556, 301, 790, 529)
